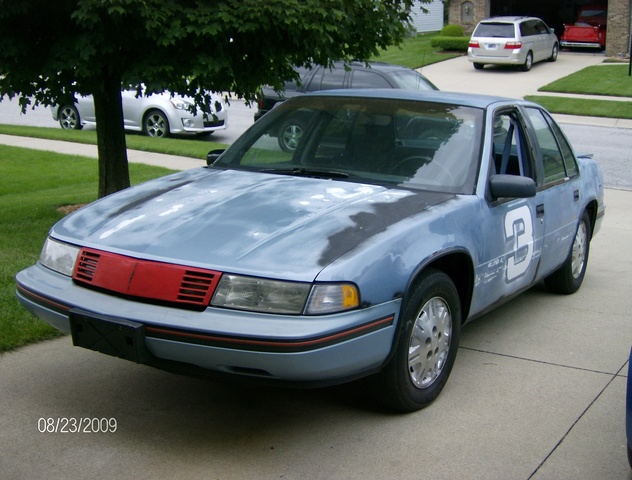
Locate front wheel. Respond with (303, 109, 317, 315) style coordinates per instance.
(548, 43, 559, 62)
(544, 210, 591, 294)
(143, 110, 170, 138)
(58, 105, 83, 130)
(374, 269, 461, 412)
(277, 120, 305, 152)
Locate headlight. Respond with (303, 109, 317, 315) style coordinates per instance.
(170, 98, 193, 111)
(211, 275, 360, 315)
(39, 238, 80, 276)
(212, 275, 311, 314)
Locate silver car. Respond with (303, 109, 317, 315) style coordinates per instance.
(51, 89, 227, 137)
(468, 16, 559, 71)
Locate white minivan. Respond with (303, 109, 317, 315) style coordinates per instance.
(468, 16, 559, 71)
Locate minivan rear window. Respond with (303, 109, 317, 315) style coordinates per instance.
(472, 23, 515, 38)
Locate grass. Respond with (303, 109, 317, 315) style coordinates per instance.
(372, 32, 462, 68)
(0, 146, 175, 352)
(539, 64, 632, 97)
(528, 64, 632, 118)
(525, 95, 632, 119)
(0, 124, 226, 159)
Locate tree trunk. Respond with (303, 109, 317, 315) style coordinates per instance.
(93, 72, 130, 198)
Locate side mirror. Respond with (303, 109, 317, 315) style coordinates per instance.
(490, 174, 536, 199)
(206, 149, 225, 166)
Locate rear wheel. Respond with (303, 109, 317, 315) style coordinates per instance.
(544, 211, 591, 294)
(58, 105, 83, 130)
(143, 110, 170, 137)
(473, 62, 484, 70)
(521, 51, 533, 72)
(374, 269, 461, 412)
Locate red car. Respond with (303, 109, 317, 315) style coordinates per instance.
(561, 5, 607, 50)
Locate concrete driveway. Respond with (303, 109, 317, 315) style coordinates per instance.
(1, 52, 631, 479)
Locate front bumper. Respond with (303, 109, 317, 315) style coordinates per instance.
(15, 264, 400, 384)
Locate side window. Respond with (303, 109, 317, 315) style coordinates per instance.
(350, 70, 392, 88)
(520, 20, 537, 36)
(492, 111, 533, 178)
(547, 115, 578, 178)
(524, 108, 567, 184)
(318, 68, 346, 90)
(535, 21, 549, 34)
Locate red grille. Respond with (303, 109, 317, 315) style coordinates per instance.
(72, 248, 221, 307)
(75, 250, 101, 282)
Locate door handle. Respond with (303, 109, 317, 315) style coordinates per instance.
(536, 204, 545, 217)
(573, 189, 580, 201)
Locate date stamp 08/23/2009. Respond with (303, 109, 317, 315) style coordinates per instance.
(37, 417, 117, 434)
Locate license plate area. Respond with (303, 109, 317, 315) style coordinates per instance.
(69, 309, 150, 363)
(485, 43, 498, 50)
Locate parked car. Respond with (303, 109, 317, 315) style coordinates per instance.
(627, 347, 632, 468)
(51, 89, 227, 137)
(560, 5, 607, 50)
(254, 61, 437, 118)
(17, 90, 604, 412)
(468, 16, 559, 71)
(256, 62, 437, 152)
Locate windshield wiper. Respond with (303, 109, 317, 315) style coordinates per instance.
(261, 167, 350, 180)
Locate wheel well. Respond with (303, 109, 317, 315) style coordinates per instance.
(584, 200, 599, 239)
(411, 252, 474, 323)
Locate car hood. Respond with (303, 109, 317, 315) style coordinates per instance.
(52, 168, 452, 281)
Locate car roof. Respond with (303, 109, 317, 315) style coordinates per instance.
(479, 16, 540, 23)
(300, 88, 533, 109)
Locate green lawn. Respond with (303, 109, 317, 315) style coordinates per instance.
(525, 95, 632, 119)
(539, 64, 632, 97)
(372, 32, 462, 68)
(0, 146, 174, 352)
(0, 124, 226, 159)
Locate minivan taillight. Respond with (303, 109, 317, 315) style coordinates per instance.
(504, 41, 522, 49)
(469, 40, 480, 48)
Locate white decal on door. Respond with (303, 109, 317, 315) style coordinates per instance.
(504, 205, 534, 281)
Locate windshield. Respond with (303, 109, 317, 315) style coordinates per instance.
(387, 70, 438, 91)
(214, 96, 483, 194)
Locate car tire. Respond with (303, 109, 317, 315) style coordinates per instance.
(58, 105, 83, 130)
(548, 43, 559, 62)
(374, 268, 461, 412)
(544, 211, 591, 294)
(277, 120, 305, 152)
(521, 52, 533, 72)
(473, 62, 484, 70)
(143, 110, 170, 138)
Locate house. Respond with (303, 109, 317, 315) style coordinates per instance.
(448, 0, 629, 57)
(410, 0, 444, 33)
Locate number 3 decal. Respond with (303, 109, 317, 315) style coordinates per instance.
(504, 205, 534, 281)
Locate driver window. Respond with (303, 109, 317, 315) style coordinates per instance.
(492, 111, 532, 178)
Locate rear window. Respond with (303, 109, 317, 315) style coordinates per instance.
(473, 22, 516, 38)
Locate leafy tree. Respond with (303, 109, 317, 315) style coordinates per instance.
(0, 0, 422, 197)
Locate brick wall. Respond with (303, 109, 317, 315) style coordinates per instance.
(447, 0, 488, 35)
(605, 0, 630, 57)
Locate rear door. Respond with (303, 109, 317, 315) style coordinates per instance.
(522, 106, 581, 277)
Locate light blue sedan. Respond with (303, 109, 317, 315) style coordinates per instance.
(16, 90, 605, 411)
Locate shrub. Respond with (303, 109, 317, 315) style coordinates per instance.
(440, 24, 464, 37)
(430, 36, 470, 52)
